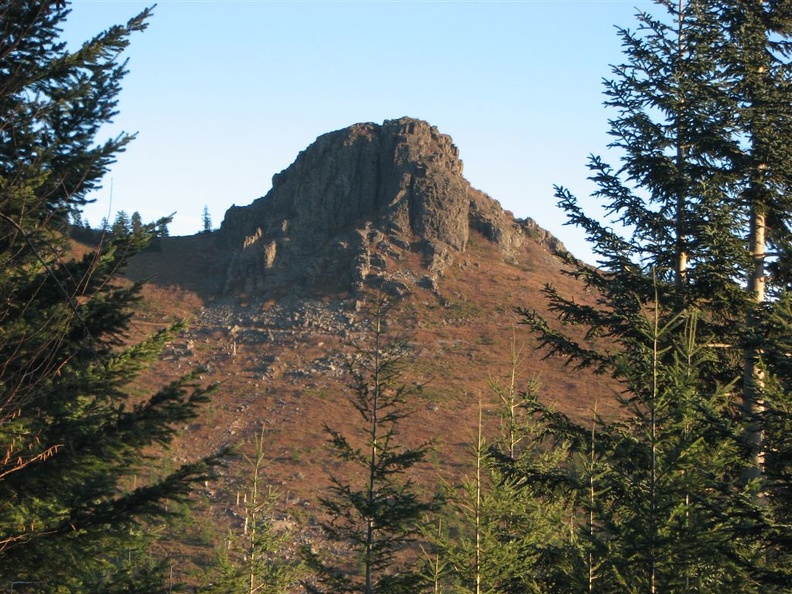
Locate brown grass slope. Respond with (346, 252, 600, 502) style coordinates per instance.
(123, 226, 614, 509)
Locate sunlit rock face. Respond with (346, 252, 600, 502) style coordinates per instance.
(217, 117, 530, 295)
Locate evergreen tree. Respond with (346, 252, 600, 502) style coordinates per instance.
(202, 205, 212, 233)
(0, 2, 219, 590)
(423, 347, 582, 594)
(517, 0, 792, 589)
(707, 0, 792, 507)
(112, 210, 131, 237)
(202, 429, 302, 594)
(485, 381, 591, 594)
(130, 210, 144, 237)
(304, 297, 435, 594)
(426, 398, 575, 594)
(155, 216, 170, 238)
(70, 210, 84, 228)
(511, 303, 756, 592)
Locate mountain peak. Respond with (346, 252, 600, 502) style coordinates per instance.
(216, 118, 551, 295)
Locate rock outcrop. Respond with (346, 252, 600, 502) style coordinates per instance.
(217, 117, 553, 295)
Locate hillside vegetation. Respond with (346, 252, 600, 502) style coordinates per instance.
(3, 1, 792, 592)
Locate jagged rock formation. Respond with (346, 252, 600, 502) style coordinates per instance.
(217, 117, 558, 295)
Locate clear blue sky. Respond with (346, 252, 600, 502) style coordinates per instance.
(64, 0, 652, 263)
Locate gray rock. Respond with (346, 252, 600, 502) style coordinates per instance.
(216, 117, 561, 295)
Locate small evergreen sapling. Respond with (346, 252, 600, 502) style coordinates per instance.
(304, 297, 435, 594)
(202, 428, 303, 594)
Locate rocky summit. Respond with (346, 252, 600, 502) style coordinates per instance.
(120, 116, 606, 552)
(216, 117, 560, 295)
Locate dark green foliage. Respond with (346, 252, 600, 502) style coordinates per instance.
(202, 205, 212, 233)
(305, 298, 435, 594)
(506, 307, 761, 592)
(112, 210, 131, 237)
(420, 346, 585, 594)
(516, 0, 792, 590)
(0, 2, 219, 591)
(426, 400, 579, 594)
(130, 211, 143, 237)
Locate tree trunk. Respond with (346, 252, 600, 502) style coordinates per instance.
(743, 203, 767, 482)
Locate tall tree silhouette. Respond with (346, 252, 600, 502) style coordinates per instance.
(519, 0, 792, 589)
(0, 2, 219, 590)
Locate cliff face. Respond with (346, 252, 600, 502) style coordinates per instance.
(217, 117, 547, 295)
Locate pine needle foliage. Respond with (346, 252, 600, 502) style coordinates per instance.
(517, 0, 792, 590)
(423, 345, 584, 594)
(427, 396, 579, 594)
(0, 2, 220, 590)
(510, 305, 757, 592)
(304, 296, 435, 594)
(201, 429, 303, 594)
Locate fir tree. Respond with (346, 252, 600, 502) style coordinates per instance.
(426, 399, 570, 594)
(112, 210, 131, 237)
(304, 297, 435, 594)
(424, 349, 582, 594)
(130, 211, 144, 237)
(509, 305, 755, 592)
(0, 2, 219, 590)
(202, 429, 302, 594)
(202, 205, 213, 233)
(518, 0, 792, 589)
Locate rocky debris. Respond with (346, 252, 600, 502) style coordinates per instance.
(197, 297, 356, 336)
(380, 279, 411, 298)
(164, 340, 195, 359)
(190, 290, 437, 386)
(418, 274, 439, 293)
(216, 117, 563, 296)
